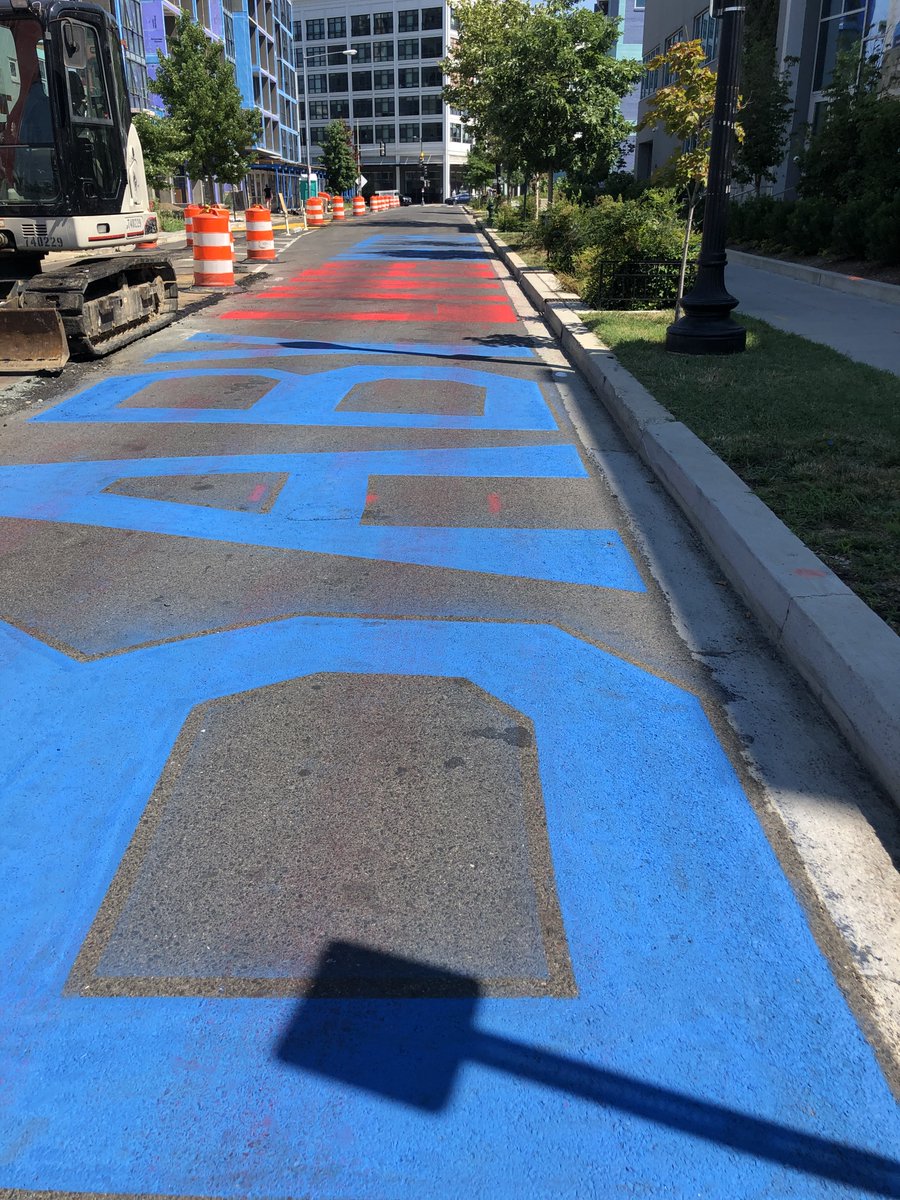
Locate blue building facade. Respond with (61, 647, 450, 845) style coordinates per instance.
(138, 0, 303, 205)
(598, 0, 644, 173)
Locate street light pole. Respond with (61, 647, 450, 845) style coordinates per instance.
(665, 0, 747, 356)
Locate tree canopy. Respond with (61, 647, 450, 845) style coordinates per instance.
(733, 0, 794, 194)
(132, 112, 184, 191)
(443, 0, 641, 196)
(154, 14, 261, 185)
(319, 121, 358, 194)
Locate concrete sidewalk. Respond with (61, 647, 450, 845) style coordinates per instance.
(727, 254, 900, 376)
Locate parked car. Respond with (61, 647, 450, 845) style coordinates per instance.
(443, 195, 456, 205)
(455, 191, 471, 204)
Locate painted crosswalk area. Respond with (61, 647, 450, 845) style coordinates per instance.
(1, 211, 899, 1197)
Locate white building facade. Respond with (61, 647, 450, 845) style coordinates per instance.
(291, 0, 470, 201)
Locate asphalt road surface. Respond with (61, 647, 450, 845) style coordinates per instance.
(1, 209, 899, 1198)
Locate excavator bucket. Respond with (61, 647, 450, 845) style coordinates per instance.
(0, 307, 69, 374)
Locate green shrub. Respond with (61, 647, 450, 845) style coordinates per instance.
(786, 197, 833, 255)
(575, 190, 697, 309)
(532, 199, 585, 271)
(865, 194, 900, 264)
(831, 196, 871, 260)
(494, 202, 525, 233)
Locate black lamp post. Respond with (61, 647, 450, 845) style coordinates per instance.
(666, 0, 747, 356)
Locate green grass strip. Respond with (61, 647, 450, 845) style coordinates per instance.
(583, 310, 900, 633)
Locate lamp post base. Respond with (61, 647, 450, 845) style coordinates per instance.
(665, 314, 746, 355)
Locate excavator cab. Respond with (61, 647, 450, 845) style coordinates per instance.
(0, 1, 175, 371)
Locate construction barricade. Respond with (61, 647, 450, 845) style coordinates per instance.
(245, 205, 276, 261)
(306, 195, 325, 227)
(352, 196, 366, 217)
(184, 203, 201, 248)
(332, 196, 346, 220)
(192, 209, 234, 288)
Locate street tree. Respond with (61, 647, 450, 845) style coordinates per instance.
(444, 0, 641, 212)
(132, 113, 185, 193)
(319, 121, 358, 195)
(638, 38, 738, 317)
(463, 141, 499, 193)
(733, 0, 794, 195)
(154, 14, 261, 195)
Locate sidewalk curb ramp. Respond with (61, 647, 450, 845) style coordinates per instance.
(476, 218, 900, 809)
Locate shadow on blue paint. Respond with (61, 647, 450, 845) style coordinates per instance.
(278, 942, 900, 1196)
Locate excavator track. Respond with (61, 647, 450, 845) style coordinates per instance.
(19, 255, 179, 360)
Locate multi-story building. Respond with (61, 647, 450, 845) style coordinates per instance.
(635, 0, 898, 196)
(140, 0, 304, 204)
(96, 0, 151, 111)
(596, 0, 645, 173)
(291, 0, 471, 201)
(634, 0, 720, 180)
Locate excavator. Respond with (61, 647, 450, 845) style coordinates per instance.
(0, 0, 177, 372)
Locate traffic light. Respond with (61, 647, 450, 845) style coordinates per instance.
(379, 141, 386, 156)
(419, 150, 425, 162)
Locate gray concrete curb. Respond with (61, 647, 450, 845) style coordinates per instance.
(477, 219, 900, 807)
(727, 247, 900, 307)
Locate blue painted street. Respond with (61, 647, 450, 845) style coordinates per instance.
(1, 209, 899, 1197)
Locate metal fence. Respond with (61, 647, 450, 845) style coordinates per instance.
(590, 259, 698, 310)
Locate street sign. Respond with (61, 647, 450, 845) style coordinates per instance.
(357, 174, 367, 189)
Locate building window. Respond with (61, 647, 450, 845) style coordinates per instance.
(421, 120, 442, 140)
(421, 7, 442, 30)
(328, 44, 351, 65)
(293, 20, 303, 40)
(662, 28, 684, 85)
(399, 9, 419, 31)
(306, 46, 326, 66)
(309, 100, 329, 119)
(308, 73, 327, 93)
(634, 0, 644, 8)
(327, 16, 346, 39)
(329, 72, 349, 92)
(352, 42, 372, 62)
(640, 45, 660, 98)
(354, 97, 374, 117)
(306, 18, 325, 40)
(351, 14, 371, 36)
(353, 69, 373, 90)
(311, 125, 326, 143)
(421, 94, 442, 115)
(373, 40, 394, 60)
(399, 95, 420, 114)
(373, 11, 393, 34)
(814, 4, 867, 91)
(224, 9, 236, 60)
(421, 65, 442, 86)
(357, 124, 375, 143)
(330, 99, 350, 118)
(374, 69, 394, 88)
(375, 96, 395, 116)
(692, 9, 719, 62)
(374, 122, 395, 142)
(420, 35, 443, 58)
(450, 123, 462, 141)
(398, 66, 420, 87)
(398, 38, 419, 59)
(450, 7, 459, 30)
(399, 121, 420, 141)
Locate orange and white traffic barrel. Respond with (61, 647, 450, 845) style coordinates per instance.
(245, 204, 275, 260)
(306, 195, 325, 227)
(332, 195, 346, 220)
(352, 196, 366, 216)
(184, 203, 201, 247)
(193, 209, 234, 287)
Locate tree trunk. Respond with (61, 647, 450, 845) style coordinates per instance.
(522, 173, 531, 219)
(675, 194, 697, 321)
(547, 169, 554, 207)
